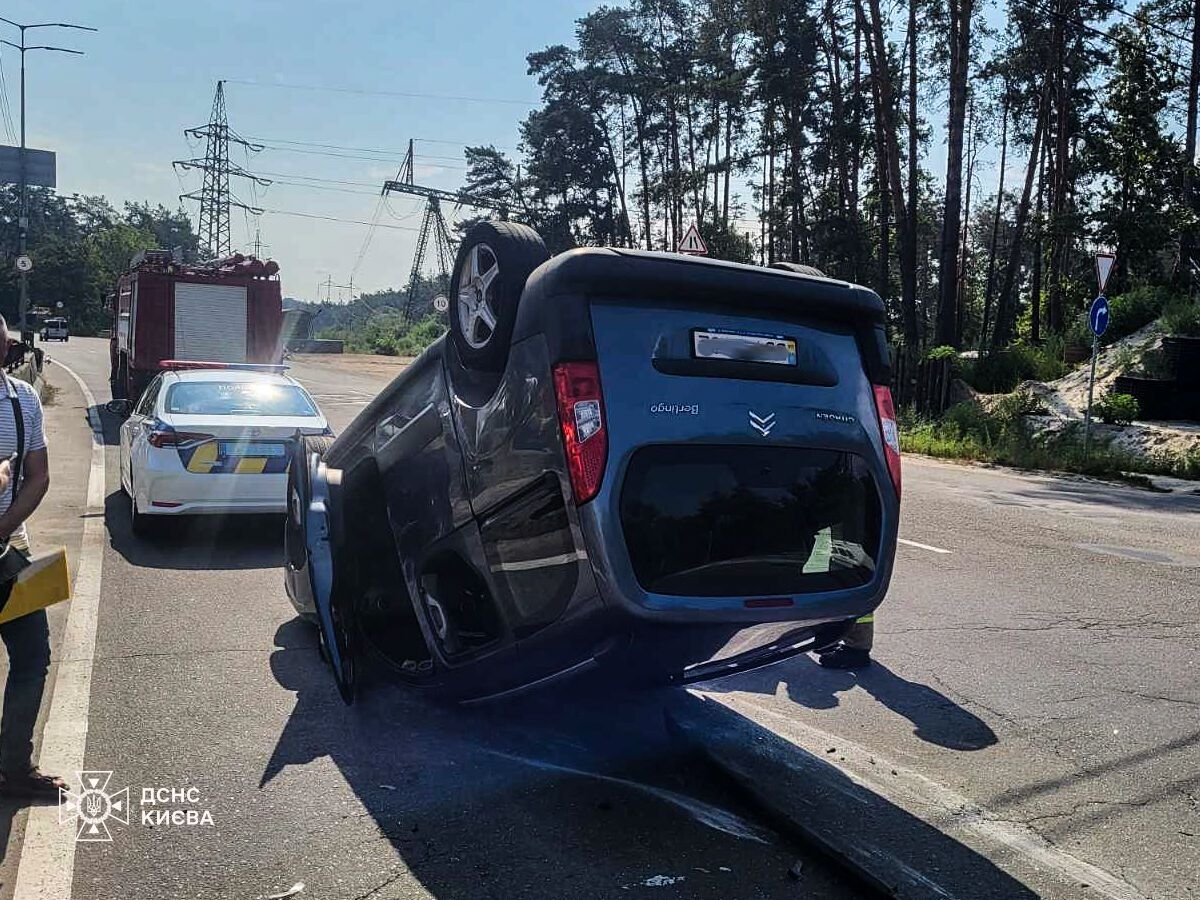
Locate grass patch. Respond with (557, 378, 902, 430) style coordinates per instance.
(901, 395, 1200, 482)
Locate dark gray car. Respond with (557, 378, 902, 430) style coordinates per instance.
(285, 222, 901, 703)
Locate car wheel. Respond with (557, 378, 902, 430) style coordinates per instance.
(449, 221, 549, 372)
(770, 261, 828, 278)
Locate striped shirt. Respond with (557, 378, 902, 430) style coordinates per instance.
(0, 376, 47, 550)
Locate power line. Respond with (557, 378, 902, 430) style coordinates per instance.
(259, 207, 421, 231)
(249, 170, 383, 187)
(415, 137, 518, 151)
(261, 179, 382, 197)
(225, 78, 537, 107)
(350, 196, 385, 282)
(246, 136, 463, 160)
(253, 142, 468, 169)
(0, 48, 15, 142)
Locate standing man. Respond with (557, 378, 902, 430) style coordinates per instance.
(817, 614, 874, 669)
(0, 315, 64, 800)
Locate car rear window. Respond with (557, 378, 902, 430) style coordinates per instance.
(620, 445, 881, 596)
(164, 381, 318, 417)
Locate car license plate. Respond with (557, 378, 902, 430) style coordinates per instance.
(220, 441, 286, 458)
(693, 328, 797, 366)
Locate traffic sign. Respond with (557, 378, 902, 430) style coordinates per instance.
(432, 295, 449, 312)
(14, 255, 32, 273)
(677, 223, 708, 255)
(1095, 251, 1115, 294)
(1089, 295, 1110, 336)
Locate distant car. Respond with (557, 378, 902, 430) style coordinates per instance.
(119, 365, 330, 536)
(286, 222, 901, 704)
(40, 317, 69, 342)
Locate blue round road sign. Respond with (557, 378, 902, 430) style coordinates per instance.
(1089, 295, 1110, 336)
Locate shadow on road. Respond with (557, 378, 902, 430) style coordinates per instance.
(708, 654, 998, 751)
(260, 620, 1038, 899)
(259, 619, 863, 900)
(104, 488, 284, 571)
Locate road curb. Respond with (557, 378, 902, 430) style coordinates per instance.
(665, 692, 1147, 900)
(13, 358, 109, 900)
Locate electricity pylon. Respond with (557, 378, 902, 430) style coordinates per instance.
(174, 80, 271, 259)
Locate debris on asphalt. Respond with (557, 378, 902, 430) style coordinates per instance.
(379, 784, 397, 791)
(718, 866, 732, 872)
(641, 875, 685, 887)
(787, 859, 805, 881)
(264, 883, 305, 899)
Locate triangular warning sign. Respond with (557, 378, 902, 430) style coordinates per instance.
(1095, 252, 1116, 294)
(677, 223, 708, 255)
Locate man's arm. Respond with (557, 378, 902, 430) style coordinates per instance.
(0, 448, 48, 541)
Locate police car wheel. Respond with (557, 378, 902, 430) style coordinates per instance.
(449, 221, 549, 372)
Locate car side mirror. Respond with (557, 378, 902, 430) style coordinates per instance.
(106, 399, 134, 418)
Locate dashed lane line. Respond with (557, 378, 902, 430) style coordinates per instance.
(898, 538, 952, 555)
(13, 359, 107, 900)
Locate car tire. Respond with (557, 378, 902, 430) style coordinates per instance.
(770, 261, 828, 278)
(449, 221, 549, 372)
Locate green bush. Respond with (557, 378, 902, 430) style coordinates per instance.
(1093, 391, 1139, 425)
(1103, 285, 1180, 344)
(924, 344, 958, 362)
(901, 399, 1198, 481)
(1065, 312, 1094, 349)
(1162, 299, 1200, 337)
(961, 344, 1067, 393)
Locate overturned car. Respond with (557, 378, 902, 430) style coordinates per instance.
(285, 222, 900, 703)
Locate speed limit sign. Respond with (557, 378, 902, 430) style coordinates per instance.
(432, 295, 449, 312)
(14, 255, 32, 273)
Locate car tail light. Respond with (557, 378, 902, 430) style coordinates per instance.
(872, 385, 901, 500)
(147, 422, 214, 449)
(553, 361, 607, 505)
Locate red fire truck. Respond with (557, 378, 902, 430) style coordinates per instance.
(109, 250, 284, 401)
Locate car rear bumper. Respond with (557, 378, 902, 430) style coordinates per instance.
(140, 497, 287, 516)
(139, 458, 288, 516)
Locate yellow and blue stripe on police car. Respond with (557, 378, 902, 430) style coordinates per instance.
(180, 441, 289, 475)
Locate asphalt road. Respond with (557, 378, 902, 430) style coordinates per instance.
(7, 337, 1197, 899)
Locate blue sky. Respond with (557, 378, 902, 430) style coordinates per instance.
(10, 0, 597, 301)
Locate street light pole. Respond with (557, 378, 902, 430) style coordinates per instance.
(0, 18, 95, 339)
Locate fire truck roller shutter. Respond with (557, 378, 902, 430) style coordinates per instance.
(174, 282, 249, 363)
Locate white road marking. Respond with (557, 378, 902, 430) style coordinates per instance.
(706, 693, 1151, 900)
(898, 537, 952, 554)
(14, 360, 107, 900)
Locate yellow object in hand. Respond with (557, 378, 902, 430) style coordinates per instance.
(0, 548, 71, 624)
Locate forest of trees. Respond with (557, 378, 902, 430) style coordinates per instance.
(0, 187, 200, 335)
(456, 0, 1200, 359)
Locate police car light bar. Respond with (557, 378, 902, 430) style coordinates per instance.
(157, 360, 290, 373)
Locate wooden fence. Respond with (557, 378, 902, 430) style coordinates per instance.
(892, 351, 953, 416)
